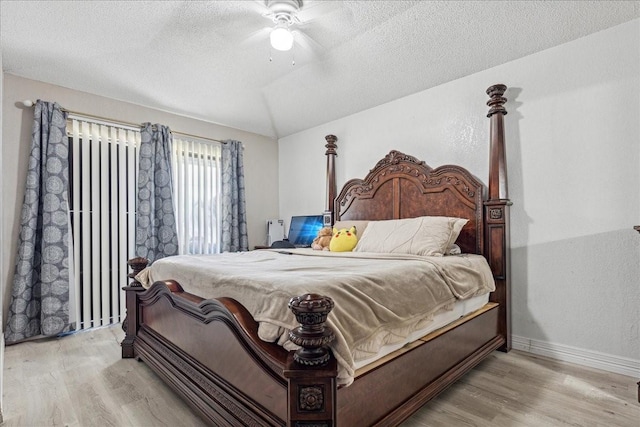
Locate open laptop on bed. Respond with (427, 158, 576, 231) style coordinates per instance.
(286, 215, 324, 248)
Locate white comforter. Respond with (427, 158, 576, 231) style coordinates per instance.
(138, 249, 495, 385)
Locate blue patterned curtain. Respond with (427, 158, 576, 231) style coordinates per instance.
(5, 101, 72, 343)
(220, 140, 248, 252)
(136, 123, 179, 263)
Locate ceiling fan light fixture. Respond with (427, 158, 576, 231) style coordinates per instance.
(270, 24, 294, 51)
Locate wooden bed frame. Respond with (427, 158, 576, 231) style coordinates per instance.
(121, 84, 511, 426)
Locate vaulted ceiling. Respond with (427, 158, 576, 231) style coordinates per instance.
(2, 1, 638, 138)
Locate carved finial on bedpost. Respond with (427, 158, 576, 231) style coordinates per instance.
(288, 293, 336, 366)
(325, 135, 338, 225)
(127, 257, 149, 287)
(325, 134, 337, 156)
(487, 84, 507, 118)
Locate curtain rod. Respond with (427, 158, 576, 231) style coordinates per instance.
(21, 100, 226, 144)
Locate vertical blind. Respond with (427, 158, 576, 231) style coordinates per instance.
(68, 118, 139, 330)
(172, 136, 222, 255)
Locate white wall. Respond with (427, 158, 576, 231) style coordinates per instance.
(279, 20, 640, 371)
(2, 74, 280, 320)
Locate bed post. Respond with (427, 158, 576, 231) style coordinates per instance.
(284, 294, 338, 426)
(324, 135, 338, 226)
(121, 257, 149, 358)
(485, 84, 512, 352)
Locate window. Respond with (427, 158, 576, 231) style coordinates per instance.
(172, 136, 222, 255)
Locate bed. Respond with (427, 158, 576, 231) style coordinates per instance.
(121, 84, 511, 426)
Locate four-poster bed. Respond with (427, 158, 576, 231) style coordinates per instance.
(121, 84, 511, 426)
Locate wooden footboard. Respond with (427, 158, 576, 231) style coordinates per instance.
(122, 268, 340, 426)
(133, 287, 289, 425)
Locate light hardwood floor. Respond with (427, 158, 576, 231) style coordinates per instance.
(2, 325, 638, 427)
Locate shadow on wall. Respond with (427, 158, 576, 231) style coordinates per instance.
(511, 228, 640, 360)
(506, 85, 545, 399)
(504, 86, 546, 353)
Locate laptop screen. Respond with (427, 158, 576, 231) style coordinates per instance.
(288, 215, 324, 247)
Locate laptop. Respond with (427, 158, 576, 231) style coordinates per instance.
(287, 215, 324, 248)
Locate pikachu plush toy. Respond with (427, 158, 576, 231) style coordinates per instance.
(329, 226, 358, 252)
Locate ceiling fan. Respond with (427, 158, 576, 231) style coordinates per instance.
(265, 0, 302, 51)
(243, 0, 331, 57)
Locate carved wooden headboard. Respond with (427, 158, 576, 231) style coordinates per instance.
(334, 151, 485, 255)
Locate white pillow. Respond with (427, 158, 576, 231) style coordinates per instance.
(354, 216, 468, 257)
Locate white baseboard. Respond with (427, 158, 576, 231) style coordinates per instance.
(512, 335, 640, 378)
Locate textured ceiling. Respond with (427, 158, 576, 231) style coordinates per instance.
(2, 1, 639, 138)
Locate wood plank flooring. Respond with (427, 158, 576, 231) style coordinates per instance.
(2, 325, 638, 426)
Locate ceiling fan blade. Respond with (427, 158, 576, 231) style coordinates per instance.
(240, 26, 272, 48)
(248, 0, 272, 16)
(293, 30, 326, 57)
(295, 0, 340, 23)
